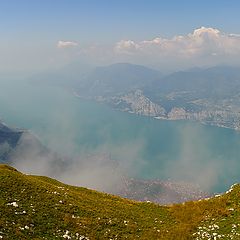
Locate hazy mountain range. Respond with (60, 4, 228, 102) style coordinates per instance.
(33, 62, 240, 130)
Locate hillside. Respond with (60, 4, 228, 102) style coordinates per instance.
(1, 165, 240, 239)
(0, 122, 68, 179)
(0, 122, 24, 162)
(75, 63, 161, 97)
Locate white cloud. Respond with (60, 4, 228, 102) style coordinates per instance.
(115, 27, 240, 58)
(111, 27, 240, 70)
(55, 28, 240, 72)
(115, 40, 139, 54)
(57, 40, 78, 49)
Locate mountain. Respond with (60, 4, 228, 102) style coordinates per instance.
(70, 64, 240, 130)
(0, 121, 24, 162)
(143, 66, 240, 129)
(75, 63, 162, 97)
(145, 65, 240, 101)
(0, 121, 67, 177)
(30, 61, 94, 87)
(32, 61, 240, 130)
(1, 164, 240, 239)
(31, 62, 161, 96)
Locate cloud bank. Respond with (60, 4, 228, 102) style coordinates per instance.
(1, 27, 239, 74)
(112, 27, 240, 70)
(74, 27, 240, 71)
(115, 27, 240, 57)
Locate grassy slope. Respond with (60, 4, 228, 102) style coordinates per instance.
(0, 164, 240, 240)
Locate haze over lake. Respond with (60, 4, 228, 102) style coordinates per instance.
(1, 78, 240, 193)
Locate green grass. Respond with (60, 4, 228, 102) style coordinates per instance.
(0, 164, 240, 239)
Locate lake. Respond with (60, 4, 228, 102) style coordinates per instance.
(1, 77, 240, 192)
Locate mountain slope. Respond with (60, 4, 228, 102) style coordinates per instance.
(1, 164, 240, 239)
(76, 63, 161, 97)
(145, 66, 240, 100)
(0, 121, 67, 178)
(0, 122, 24, 162)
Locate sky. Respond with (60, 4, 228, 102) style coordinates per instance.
(1, 0, 240, 73)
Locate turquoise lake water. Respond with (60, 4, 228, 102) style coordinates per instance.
(1, 78, 240, 192)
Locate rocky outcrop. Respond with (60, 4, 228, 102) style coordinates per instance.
(75, 85, 240, 131)
(109, 90, 166, 117)
(167, 107, 187, 120)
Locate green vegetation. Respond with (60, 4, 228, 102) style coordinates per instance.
(0, 164, 240, 239)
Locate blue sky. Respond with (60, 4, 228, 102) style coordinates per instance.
(0, 0, 240, 72)
(1, 0, 239, 42)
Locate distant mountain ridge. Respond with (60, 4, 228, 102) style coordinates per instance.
(75, 63, 162, 97)
(68, 63, 240, 130)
